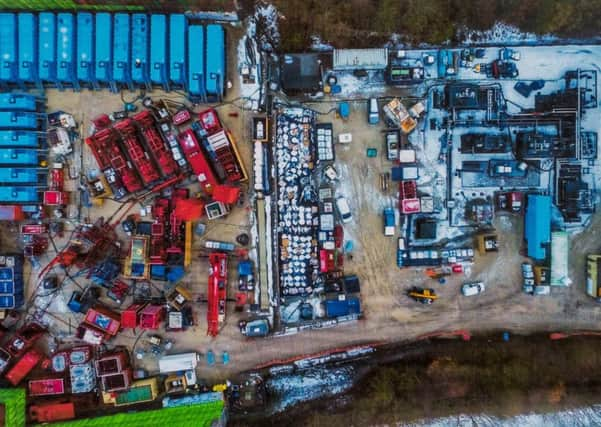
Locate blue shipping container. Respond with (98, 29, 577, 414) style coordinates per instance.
(113, 13, 131, 84)
(38, 12, 56, 82)
(56, 13, 75, 83)
(325, 297, 361, 318)
(95, 13, 112, 82)
(0, 13, 17, 82)
(188, 25, 204, 96)
(205, 24, 225, 96)
(169, 14, 186, 85)
(0, 112, 39, 130)
(0, 94, 38, 112)
(77, 13, 95, 83)
(18, 13, 38, 83)
(131, 13, 149, 84)
(0, 186, 40, 203)
(150, 14, 167, 86)
(0, 131, 39, 148)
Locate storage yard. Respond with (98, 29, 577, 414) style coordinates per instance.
(1, 4, 601, 425)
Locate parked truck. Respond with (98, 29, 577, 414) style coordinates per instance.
(383, 208, 395, 236)
(239, 319, 269, 337)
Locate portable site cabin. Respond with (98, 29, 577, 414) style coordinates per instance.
(38, 12, 56, 83)
(18, 13, 39, 87)
(169, 14, 186, 88)
(0, 13, 17, 85)
(158, 352, 199, 373)
(76, 12, 95, 88)
(150, 14, 168, 90)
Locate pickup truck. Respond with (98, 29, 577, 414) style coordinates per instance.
(383, 208, 395, 236)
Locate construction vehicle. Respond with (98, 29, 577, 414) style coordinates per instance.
(407, 287, 438, 304)
(132, 110, 179, 177)
(123, 235, 150, 279)
(383, 98, 417, 134)
(383, 208, 395, 236)
(207, 252, 227, 336)
(114, 119, 161, 186)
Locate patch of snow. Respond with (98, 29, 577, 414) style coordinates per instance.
(310, 35, 334, 52)
(460, 22, 557, 45)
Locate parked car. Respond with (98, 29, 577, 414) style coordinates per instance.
(335, 196, 352, 223)
(461, 281, 485, 296)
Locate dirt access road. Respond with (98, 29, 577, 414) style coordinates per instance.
(17, 27, 601, 382)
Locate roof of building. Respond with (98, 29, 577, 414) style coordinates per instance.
(281, 53, 323, 93)
(333, 48, 388, 70)
(525, 195, 551, 260)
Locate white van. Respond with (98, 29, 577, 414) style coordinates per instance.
(368, 98, 379, 124)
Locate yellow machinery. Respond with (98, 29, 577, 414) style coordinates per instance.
(408, 287, 438, 304)
(476, 233, 498, 255)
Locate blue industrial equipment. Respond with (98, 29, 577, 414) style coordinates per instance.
(95, 13, 114, 90)
(0, 13, 17, 85)
(76, 13, 96, 88)
(0, 131, 40, 148)
(0, 168, 43, 184)
(0, 94, 39, 111)
(0, 112, 40, 130)
(131, 13, 150, 89)
(113, 13, 132, 89)
(56, 13, 78, 90)
(188, 25, 205, 100)
(169, 14, 186, 87)
(150, 14, 168, 90)
(0, 187, 40, 203)
(17, 13, 39, 87)
(205, 24, 225, 100)
(38, 12, 57, 83)
(0, 148, 41, 165)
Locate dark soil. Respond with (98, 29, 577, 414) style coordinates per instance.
(235, 334, 601, 427)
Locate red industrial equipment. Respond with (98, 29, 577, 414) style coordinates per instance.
(139, 305, 165, 330)
(172, 109, 191, 126)
(197, 108, 247, 184)
(78, 306, 121, 345)
(133, 110, 179, 177)
(178, 129, 218, 192)
(5, 349, 42, 385)
(29, 377, 66, 396)
(5, 322, 46, 358)
(198, 108, 222, 134)
(149, 188, 190, 266)
(86, 128, 143, 194)
(207, 252, 227, 337)
(29, 402, 76, 423)
(114, 119, 160, 186)
(44, 163, 68, 206)
(121, 302, 147, 329)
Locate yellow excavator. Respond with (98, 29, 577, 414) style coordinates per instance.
(408, 287, 438, 304)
